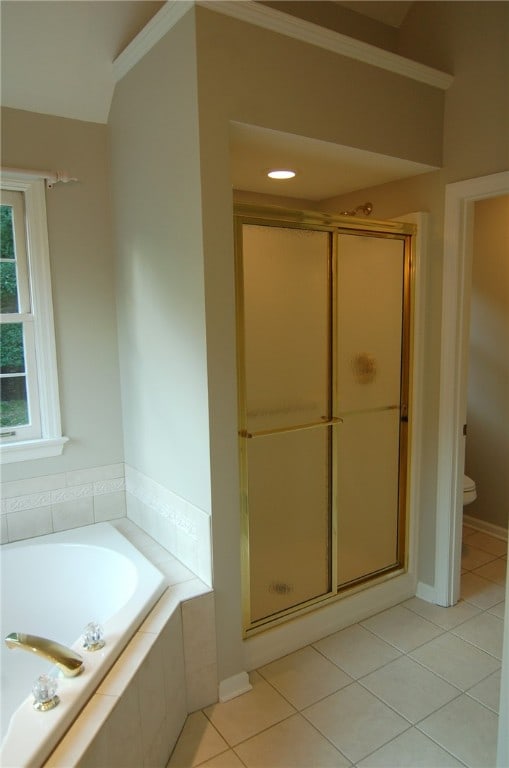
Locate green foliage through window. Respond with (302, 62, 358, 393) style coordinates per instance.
(1, 205, 19, 313)
(0, 323, 25, 373)
(1, 205, 15, 259)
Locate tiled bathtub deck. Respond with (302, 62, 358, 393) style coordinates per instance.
(168, 527, 506, 768)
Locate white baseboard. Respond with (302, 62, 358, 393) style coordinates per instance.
(463, 514, 508, 541)
(219, 671, 252, 702)
(416, 581, 439, 604)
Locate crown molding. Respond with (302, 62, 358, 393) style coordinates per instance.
(113, 0, 453, 90)
(113, 0, 194, 83)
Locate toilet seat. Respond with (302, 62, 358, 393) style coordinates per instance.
(463, 474, 477, 505)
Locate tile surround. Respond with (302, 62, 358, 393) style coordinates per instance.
(0, 462, 212, 589)
(0, 463, 126, 543)
(125, 464, 212, 586)
(44, 519, 216, 768)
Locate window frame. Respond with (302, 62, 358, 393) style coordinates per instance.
(0, 174, 68, 463)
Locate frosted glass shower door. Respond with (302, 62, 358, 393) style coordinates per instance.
(240, 224, 333, 625)
(336, 233, 407, 587)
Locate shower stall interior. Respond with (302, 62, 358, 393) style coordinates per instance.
(234, 205, 415, 635)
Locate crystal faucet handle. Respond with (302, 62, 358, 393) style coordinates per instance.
(81, 621, 105, 651)
(32, 674, 59, 711)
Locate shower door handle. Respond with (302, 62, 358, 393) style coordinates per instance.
(240, 416, 343, 439)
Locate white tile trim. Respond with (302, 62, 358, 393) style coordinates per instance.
(0, 464, 127, 541)
(125, 465, 212, 586)
(113, 0, 453, 90)
(125, 466, 201, 540)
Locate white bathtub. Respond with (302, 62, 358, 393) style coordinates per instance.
(0, 522, 166, 768)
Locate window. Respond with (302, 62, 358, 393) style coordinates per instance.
(0, 175, 67, 462)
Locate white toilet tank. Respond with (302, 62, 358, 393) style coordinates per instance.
(463, 474, 477, 505)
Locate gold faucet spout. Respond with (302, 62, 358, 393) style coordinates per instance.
(5, 632, 84, 677)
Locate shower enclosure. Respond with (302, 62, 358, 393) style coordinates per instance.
(235, 205, 415, 635)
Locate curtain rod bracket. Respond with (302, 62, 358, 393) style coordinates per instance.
(1, 166, 78, 189)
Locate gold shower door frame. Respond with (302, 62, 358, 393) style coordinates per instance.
(235, 204, 415, 636)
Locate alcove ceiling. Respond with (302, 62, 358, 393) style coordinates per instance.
(1, 0, 431, 200)
(230, 122, 436, 202)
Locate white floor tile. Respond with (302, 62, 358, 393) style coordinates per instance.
(465, 531, 507, 557)
(472, 557, 507, 586)
(461, 572, 505, 609)
(360, 605, 444, 652)
(409, 632, 500, 690)
(402, 596, 481, 629)
(234, 713, 350, 767)
(451, 611, 504, 659)
(357, 727, 464, 767)
(303, 682, 408, 764)
(170, 531, 505, 768)
(417, 695, 499, 767)
(258, 645, 352, 709)
(359, 655, 460, 724)
(203, 672, 295, 746)
(168, 712, 228, 768)
(313, 624, 401, 679)
(461, 543, 497, 571)
(488, 600, 505, 619)
(466, 670, 501, 713)
(196, 750, 246, 767)
(462, 525, 478, 541)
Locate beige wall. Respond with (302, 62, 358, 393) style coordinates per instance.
(0, 108, 124, 482)
(466, 195, 509, 531)
(195, 1, 508, 669)
(262, 1, 399, 51)
(194, 5, 446, 681)
(399, 1, 509, 182)
(109, 10, 212, 513)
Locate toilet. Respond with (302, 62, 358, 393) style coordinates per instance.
(463, 474, 477, 505)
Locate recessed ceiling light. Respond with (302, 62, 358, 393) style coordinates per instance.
(267, 169, 296, 179)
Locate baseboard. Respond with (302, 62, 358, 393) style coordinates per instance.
(219, 671, 252, 702)
(416, 581, 439, 604)
(463, 514, 508, 541)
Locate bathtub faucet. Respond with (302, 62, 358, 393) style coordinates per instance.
(5, 632, 84, 677)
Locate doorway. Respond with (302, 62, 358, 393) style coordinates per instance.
(235, 204, 415, 634)
(435, 171, 509, 607)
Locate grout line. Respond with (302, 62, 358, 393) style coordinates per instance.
(172, 531, 505, 766)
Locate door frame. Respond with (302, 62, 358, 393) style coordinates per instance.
(435, 171, 509, 606)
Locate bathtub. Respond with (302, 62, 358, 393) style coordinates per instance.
(0, 522, 166, 768)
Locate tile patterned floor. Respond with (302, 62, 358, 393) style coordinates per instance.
(168, 527, 506, 767)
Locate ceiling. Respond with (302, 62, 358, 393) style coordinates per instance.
(1, 0, 432, 201)
(230, 123, 435, 202)
(0, 1, 164, 124)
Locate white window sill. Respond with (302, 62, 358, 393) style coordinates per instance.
(0, 436, 69, 464)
